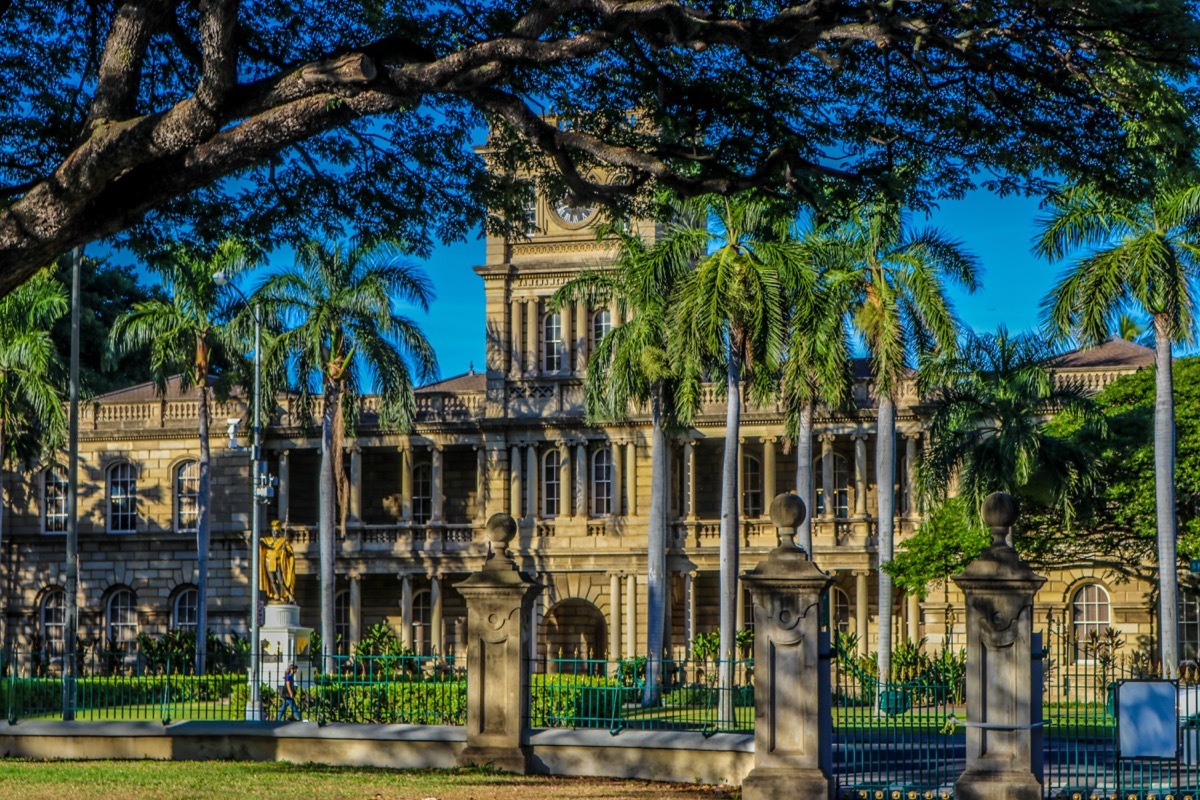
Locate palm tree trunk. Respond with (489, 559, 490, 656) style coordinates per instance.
(718, 345, 742, 727)
(319, 385, 339, 675)
(876, 392, 896, 687)
(643, 384, 667, 707)
(796, 400, 814, 554)
(195, 384, 211, 675)
(1153, 315, 1179, 678)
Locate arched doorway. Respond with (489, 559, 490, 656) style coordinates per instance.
(541, 598, 607, 669)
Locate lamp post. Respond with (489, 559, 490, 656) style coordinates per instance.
(214, 269, 266, 720)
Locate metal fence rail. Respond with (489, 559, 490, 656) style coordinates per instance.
(525, 657, 754, 733)
(1, 650, 466, 725)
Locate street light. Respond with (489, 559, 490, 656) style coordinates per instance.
(214, 268, 267, 721)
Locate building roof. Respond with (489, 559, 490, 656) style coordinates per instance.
(416, 370, 486, 393)
(91, 375, 240, 403)
(1053, 337, 1155, 369)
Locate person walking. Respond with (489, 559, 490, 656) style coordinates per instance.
(277, 663, 302, 722)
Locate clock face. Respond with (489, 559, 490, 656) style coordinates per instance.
(551, 197, 599, 228)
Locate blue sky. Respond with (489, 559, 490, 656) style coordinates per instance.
(392, 189, 1066, 382)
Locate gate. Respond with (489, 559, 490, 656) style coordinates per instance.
(832, 635, 965, 800)
(1041, 613, 1200, 799)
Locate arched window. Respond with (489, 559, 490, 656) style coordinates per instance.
(413, 463, 432, 524)
(175, 460, 200, 532)
(743, 455, 763, 518)
(335, 590, 351, 655)
(107, 462, 138, 533)
(173, 588, 197, 633)
(830, 587, 852, 635)
(43, 467, 68, 534)
(412, 589, 432, 656)
(542, 450, 561, 518)
(815, 453, 850, 519)
(106, 589, 138, 652)
(542, 312, 563, 372)
(591, 448, 613, 516)
(591, 309, 612, 350)
(40, 589, 65, 659)
(1072, 584, 1111, 660)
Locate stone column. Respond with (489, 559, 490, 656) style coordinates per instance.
(559, 302, 572, 374)
(349, 446, 362, 525)
(475, 445, 488, 522)
(456, 514, 542, 774)
(740, 493, 834, 800)
(557, 440, 572, 517)
(430, 574, 444, 655)
(684, 440, 698, 521)
(400, 574, 414, 650)
(853, 433, 867, 517)
(349, 575, 362, 649)
(953, 493, 1046, 800)
(820, 435, 834, 521)
(735, 577, 746, 631)
(737, 439, 746, 518)
(525, 444, 538, 522)
(401, 445, 413, 522)
(624, 573, 637, 658)
(854, 571, 869, 658)
(430, 444, 444, 523)
(574, 300, 587, 372)
(906, 593, 920, 643)
(509, 444, 522, 518)
(625, 439, 638, 516)
(525, 298, 539, 376)
(609, 573, 622, 660)
(509, 298, 522, 375)
(574, 442, 587, 517)
(277, 449, 290, 523)
(904, 434, 918, 517)
(763, 437, 776, 508)
(611, 439, 623, 517)
(663, 573, 675, 658)
(685, 571, 696, 654)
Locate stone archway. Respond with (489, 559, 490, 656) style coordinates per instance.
(540, 598, 607, 667)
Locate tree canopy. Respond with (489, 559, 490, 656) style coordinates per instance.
(0, 1, 1196, 295)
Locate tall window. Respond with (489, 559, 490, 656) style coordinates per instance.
(175, 460, 200, 532)
(173, 588, 198, 633)
(830, 587, 852, 635)
(591, 448, 613, 516)
(542, 450, 561, 518)
(543, 312, 564, 372)
(106, 589, 138, 651)
(815, 454, 850, 519)
(107, 462, 138, 533)
(1072, 584, 1111, 660)
(1183, 589, 1200, 662)
(591, 309, 612, 349)
(413, 463, 432, 524)
(40, 589, 65, 658)
(43, 468, 68, 534)
(743, 455, 763, 518)
(335, 590, 351, 655)
(413, 589, 432, 655)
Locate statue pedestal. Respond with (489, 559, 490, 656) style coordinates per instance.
(260, 603, 313, 688)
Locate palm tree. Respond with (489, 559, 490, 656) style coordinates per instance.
(824, 200, 979, 685)
(109, 240, 256, 675)
(671, 192, 813, 723)
(917, 327, 1104, 521)
(1036, 181, 1200, 678)
(0, 268, 68, 550)
(258, 239, 438, 669)
(550, 215, 693, 706)
(782, 239, 855, 555)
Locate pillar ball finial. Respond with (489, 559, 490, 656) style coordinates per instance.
(485, 512, 518, 546)
(769, 492, 807, 529)
(981, 492, 1019, 529)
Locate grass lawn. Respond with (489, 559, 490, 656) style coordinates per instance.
(0, 761, 739, 800)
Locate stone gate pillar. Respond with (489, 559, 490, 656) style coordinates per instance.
(953, 492, 1046, 800)
(456, 512, 542, 774)
(741, 493, 835, 800)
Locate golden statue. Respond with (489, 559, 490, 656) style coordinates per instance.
(260, 520, 296, 604)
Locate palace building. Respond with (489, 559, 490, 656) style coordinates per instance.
(0, 193, 1172, 668)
